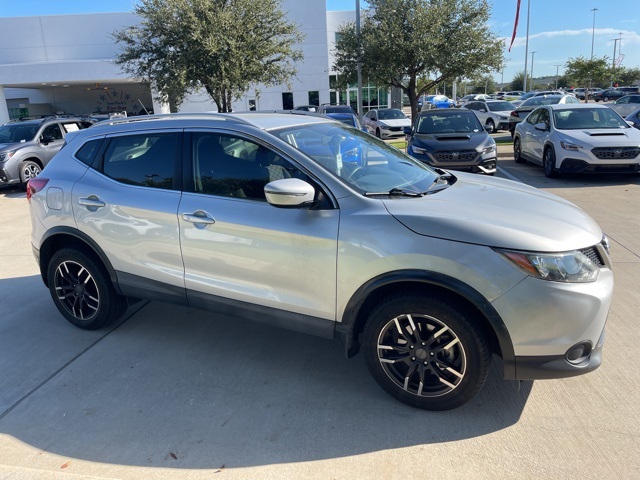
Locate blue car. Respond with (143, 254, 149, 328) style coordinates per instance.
(419, 95, 456, 110)
(324, 112, 368, 132)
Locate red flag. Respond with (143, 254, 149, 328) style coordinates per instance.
(508, 0, 521, 52)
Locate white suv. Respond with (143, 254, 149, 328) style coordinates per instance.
(28, 112, 612, 410)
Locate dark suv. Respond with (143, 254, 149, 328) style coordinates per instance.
(0, 116, 94, 188)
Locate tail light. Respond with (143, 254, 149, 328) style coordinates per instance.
(26, 178, 49, 203)
(511, 110, 519, 118)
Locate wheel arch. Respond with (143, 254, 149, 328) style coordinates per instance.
(38, 226, 121, 294)
(335, 270, 515, 378)
(19, 155, 45, 170)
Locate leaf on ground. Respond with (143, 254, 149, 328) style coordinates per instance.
(169, 452, 178, 460)
(60, 461, 71, 469)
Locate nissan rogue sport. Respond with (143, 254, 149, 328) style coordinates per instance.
(28, 112, 613, 410)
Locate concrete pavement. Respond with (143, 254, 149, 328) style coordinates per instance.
(0, 159, 639, 479)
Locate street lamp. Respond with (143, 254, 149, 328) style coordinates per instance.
(555, 64, 562, 89)
(355, 0, 363, 123)
(611, 35, 622, 87)
(590, 8, 598, 59)
(530, 51, 537, 89)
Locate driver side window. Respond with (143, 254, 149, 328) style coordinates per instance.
(191, 133, 307, 200)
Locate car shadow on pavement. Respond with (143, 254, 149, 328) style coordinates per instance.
(0, 286, 533, 470)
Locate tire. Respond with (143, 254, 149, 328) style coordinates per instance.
(543, 147, 559, 178)
(47, 248, 127, 330)
(513, 137, 526, 163)
(20, 161, 42, 189)
(362, 294, 491, 411)
(375, 128, 381, 138)
(603, 97, 609, 102)
(485, 119, 495, 134)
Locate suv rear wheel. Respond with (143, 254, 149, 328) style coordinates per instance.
(47, 248, 127, 329)
(362, 294, 491, 410)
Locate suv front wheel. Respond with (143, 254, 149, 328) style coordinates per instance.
(47, 248, 127, 329)
(20, 161, 42, 189)
(363, 294, 491, 410)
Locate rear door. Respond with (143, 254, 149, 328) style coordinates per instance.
(72, 129, 186, 304)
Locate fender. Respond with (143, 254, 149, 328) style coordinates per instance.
(335, 269, 516, 379)
(38, 226, 122, 295)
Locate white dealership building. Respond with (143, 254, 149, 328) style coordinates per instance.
(0, 1, 394, 123)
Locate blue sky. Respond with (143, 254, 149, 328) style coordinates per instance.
(2, 0, 638, 85)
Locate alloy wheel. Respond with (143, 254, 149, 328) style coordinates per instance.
(53, 260, 100, 321)
(376, 313, 467, 398)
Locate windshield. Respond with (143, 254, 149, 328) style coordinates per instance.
(488, 101, 515, 112)
(377, 109, 406, 120)
(416, 112, 482, 134)
(0, 123, 39, 143)
(269, 122, 440, 194)
(323, 106, 352, 114)
(553, 108, 629, 130)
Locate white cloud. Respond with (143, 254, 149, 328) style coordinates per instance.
(504, 28, 640, 50)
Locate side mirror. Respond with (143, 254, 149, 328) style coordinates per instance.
(41, 135, 55, 145)
(534, 122, 549, 132)
(479, 109, 487, 113)
(626, 120, 635, 127)
(403, 126, 412, 135)
(264, 178, 316, 208)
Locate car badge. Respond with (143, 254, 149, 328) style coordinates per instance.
(614, 149, 622, 157)
(452, 152, 459, 159)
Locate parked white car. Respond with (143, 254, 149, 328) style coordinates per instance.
(463, 99, 515, 133)
(363, 108, 411, 138)
(513, 103, 640, 177)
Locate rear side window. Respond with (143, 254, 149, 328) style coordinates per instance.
(75, 139, 103, 166)
(101, 133, 179, 190)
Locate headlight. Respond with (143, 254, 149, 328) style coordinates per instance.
(0, 151, 16, 163)
(560, 140, 584, 151)
(494, 248, 599, 283)
(409, 145, 427, 155)
(477, 143, 496, 154)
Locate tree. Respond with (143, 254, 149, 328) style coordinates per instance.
(509, 71, 532, 92)
(564, 56, 610, 102)
(113, 0, 304, 113)
(333, 0, 503, 120)
(614, 67, 640, 87)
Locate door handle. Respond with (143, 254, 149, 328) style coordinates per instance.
(78, 196, 106, 209)
(182, 211, 216, 225)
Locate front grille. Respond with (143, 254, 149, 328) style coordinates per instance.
(387, 126, 402, 132)
(580, 246, 605, 267)
(433, 150, 478, 161)
(591, 147, 640, 160)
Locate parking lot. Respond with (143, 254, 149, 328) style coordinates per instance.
(0, 156, 639, 479)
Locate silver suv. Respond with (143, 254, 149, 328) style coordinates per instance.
(0, 116, 94, 188)
(28, 113, 613, 410)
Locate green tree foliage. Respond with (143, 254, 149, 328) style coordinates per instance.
(509, 71, 532, 92)
(113, 0, 304, 113)
(333, 0, 503, 120)
(564, 56, 610, 101)
(614, 67, 640, 87)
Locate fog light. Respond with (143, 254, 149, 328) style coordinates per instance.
(565, 341, 592, 365)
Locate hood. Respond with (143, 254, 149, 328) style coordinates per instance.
(0, 143, 19, 151)
(559, 127, 640, 145)
(382, 172, 602, 252)
(379, 119, 411, 127)
(413, 131, 488, 150)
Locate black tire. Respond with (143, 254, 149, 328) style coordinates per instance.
(362, 294, 491, 411)
(375, 128, 381, 138)
(20, 161, 42, 189)
(603, 97, 609, 102)
(543, 146, 559, 178)
(47, 248, 127, 330)
(513, 137, 526, 163)
(485, 119, 495, 134)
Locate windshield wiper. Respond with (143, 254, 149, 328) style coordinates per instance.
(364, 187, 424, 197)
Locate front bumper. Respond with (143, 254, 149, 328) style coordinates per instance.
(408, 148, 497, 175)
(559, 157, 640, 174)
(493, 265, 613, 381)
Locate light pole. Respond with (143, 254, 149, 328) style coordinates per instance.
(555, 64, 562, 89)
(590, 8, 598, 59)
(611, 36, 621, 87)
(355, 0, 363, 123)
(530, 51, 537, 90)
(523, 0, 531, 92)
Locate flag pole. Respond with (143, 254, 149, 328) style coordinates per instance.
(523, 0, 531, 92)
